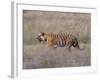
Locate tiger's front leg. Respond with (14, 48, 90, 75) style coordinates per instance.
(47, 41, 58, 50)
(47, 38, 54, 47)
(47, 42, 54, 47)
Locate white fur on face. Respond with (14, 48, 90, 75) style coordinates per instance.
(40, 36, 45, 40)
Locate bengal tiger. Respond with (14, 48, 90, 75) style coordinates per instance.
(36, 32, 80, 51)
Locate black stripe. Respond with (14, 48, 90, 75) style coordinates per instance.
(59, 33, 65, 47)
(63, 33, 66, 46)
(58, 34, 61, 46)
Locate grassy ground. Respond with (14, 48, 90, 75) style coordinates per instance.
(23, 44, 90, 69)
(23, 10, 91, 69)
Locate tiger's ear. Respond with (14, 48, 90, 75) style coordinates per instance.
(41, 32, 45, 36)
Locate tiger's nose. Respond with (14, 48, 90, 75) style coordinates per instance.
(36, 36, 42, 42)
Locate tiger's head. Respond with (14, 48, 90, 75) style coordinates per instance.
(36, 32, 47, 42)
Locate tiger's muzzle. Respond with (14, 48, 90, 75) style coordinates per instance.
(36, 36, 43, 42)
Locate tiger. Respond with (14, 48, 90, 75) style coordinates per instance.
(36, 32, 80, 51)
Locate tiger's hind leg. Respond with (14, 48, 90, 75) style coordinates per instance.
(67, 44, 72, 51)
(72, 40, 80, 50)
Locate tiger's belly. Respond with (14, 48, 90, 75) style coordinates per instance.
(55, 39, 66, 47)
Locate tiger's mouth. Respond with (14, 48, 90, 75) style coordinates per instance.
(36, 36, 47, 42)
(36, 36, 43, 42)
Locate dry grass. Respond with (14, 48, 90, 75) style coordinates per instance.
(23, 10, 91, 69)
(23, 44, 90, 69)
